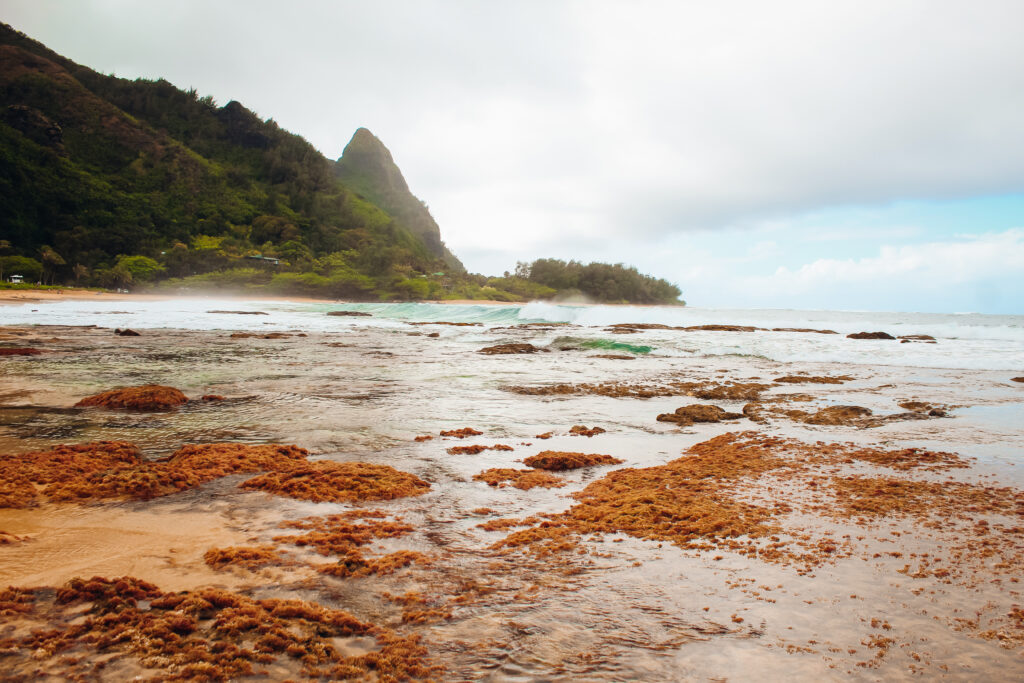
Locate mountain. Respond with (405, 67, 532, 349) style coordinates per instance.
(336, 128, 464, 272)
(0, 22, 459, 297)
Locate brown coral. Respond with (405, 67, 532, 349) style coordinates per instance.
(74, 384, 189, 411)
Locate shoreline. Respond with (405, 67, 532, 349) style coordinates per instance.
(0, 288, 521, 307)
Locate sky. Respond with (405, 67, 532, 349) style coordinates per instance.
(3, 0, 1023, 313)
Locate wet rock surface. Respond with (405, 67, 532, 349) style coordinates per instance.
(75, 385, 189, 412)
(847, 331, 895, 340)
(656, 404, 744, 426)
(478, 343, 541, 354)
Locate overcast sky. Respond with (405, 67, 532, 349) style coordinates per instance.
(4, 0, 1023, 313)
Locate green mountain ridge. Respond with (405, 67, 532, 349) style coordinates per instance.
(0, 23, 682, 305)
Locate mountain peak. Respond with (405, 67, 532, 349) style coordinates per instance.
(336, 129, 464, 272)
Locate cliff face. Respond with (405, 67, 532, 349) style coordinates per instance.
(336, 128, 465, 272)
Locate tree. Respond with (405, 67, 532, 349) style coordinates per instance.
(0, 255, 43, 283)
(116, 255, 165, 282)
(73, 263, 89, 284)
(39, 245, 66, 285)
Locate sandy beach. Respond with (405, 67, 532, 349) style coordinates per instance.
(0, 301, 1022, 679)
(0, 287, 520, 307)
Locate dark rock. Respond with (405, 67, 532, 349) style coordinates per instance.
(207, 310, 268, 315)
(478, 343, 540, 355)
(657, 404, 744, 426)
(114, 328, 141, 336)
(326, 311, 372, 317)
(847, 331, 895, 340)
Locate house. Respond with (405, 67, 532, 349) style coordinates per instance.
(244, 254, 280, 266)
(8, 274, 24, 284)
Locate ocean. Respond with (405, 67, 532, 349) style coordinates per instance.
(3, 298, 1023, 371)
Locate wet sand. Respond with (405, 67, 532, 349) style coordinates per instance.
(0, 318, 1022, 680)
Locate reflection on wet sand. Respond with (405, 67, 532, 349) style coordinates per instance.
(1, 319, 1022, 680)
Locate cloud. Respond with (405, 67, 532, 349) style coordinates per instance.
(731, 228, 1024, 312)
(4, 0, 1024, 313)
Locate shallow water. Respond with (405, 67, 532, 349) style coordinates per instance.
(1, 302, 1023, 680)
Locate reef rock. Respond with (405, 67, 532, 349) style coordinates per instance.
(478, 343, 541, 355)
(847, 331, 895, 340)
(327, 310, 372, 317)
(0, 347, 42, 356)
(657, 404, 744, 426)
(75, 385, 189, 411)
(114, 328, 141, 336)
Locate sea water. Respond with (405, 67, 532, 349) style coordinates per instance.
(3, 298, 1022, 370)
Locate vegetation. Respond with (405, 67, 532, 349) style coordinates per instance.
(0, 23, 682, 305)
(513, 259, 682, 304)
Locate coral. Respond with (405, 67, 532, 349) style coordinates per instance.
(521, 451, 624, 471)
(656, 404, 743, 426)
(241, 461, 430, 503)
(473, 468, 566, 490)
(74, 384, 189, 411)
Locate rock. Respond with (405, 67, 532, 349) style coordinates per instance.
(590, 354, 635, 360)
(771, 328, 838, 334)
(657, 404, 744, 426)
(426, 332, 440, 338)
(569, 425, 606, 437)
(114, 328, 141, 336)
(326, 311, 372, 317)
(802, 405, 873, 425)
(75, 385, 189, 411)
(229, 332, 290, 339)
(847, 331, 895, 340)
(1011, 377, 1024, 383)
(774, 375, 852, 384)
(207, 310, 268, 315)
(478, 343, 540, 355)
(200, 394, 225, 401)
(898, 334, 935, 341)
(684, 324, 760, 332)
(0, 347, 42, 356)
(522, 451, 624, 471)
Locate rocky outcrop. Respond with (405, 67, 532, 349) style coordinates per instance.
(75, 385, 188, 411)
(847, 331, 895, 340)
(335, 128, 464, 271)
(657, 404, 744, 426)
(478, 343, 541, 355)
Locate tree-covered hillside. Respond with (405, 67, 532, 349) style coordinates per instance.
(0, 23, 682, 305)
